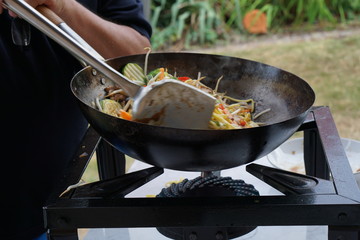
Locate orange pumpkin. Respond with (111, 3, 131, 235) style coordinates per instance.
(243, 9, 267, 34)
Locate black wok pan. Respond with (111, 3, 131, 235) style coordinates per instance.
(71, 52, 315, 171)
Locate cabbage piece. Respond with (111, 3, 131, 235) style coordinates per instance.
(100, 99, 122, 117)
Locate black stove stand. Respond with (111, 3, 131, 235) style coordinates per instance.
(43, 106, 360, 240)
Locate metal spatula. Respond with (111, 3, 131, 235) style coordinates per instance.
(4, 0, 216, 129)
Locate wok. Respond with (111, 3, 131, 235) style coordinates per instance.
(71, 52, 315, 171)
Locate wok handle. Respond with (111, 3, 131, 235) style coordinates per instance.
(4, 0, 141, 97)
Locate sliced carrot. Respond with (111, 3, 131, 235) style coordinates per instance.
(119, 109, 132, 121)
(218, 103, 225, 110)
(159, 68, 165, 80)
(241, 108, 251, 113)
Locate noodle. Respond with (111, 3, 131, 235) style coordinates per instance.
(253, 108, 271, 120)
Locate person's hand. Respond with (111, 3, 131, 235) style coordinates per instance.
(20, 0, 67, 15)
(0, 0, 70, 17)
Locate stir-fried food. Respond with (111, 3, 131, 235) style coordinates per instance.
(95, 53, 270, 129)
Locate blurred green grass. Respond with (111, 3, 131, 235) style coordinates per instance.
(82, 31, 360, 182)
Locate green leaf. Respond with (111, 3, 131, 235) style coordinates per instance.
(150, 6, 162, 27)
(177, 11, 191, 39)
(199, 8, 206, 44)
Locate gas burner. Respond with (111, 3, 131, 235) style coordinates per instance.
(156, 175, 259, 198)
(156, 175, 259, 239)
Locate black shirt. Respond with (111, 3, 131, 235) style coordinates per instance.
(0, 1, 151, 239)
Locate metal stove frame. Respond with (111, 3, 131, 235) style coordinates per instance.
(43, 106, 360, 240)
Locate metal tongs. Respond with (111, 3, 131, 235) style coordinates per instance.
(4, 0, 216, 129)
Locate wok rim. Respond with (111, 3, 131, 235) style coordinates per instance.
(70, 52, 315, 132)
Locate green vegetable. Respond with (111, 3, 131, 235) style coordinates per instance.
(147, 68, 177, 80)
(100, 99, 122, 117)
(122, 63, 147, 86)
(147, 68, 161, 79)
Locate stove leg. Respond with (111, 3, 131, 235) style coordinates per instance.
(303, 128, 330, 180)
(96, 138, 126, 180)
(328, 226, 360, 240)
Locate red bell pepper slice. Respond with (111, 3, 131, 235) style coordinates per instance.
(178, 76, 190, 81)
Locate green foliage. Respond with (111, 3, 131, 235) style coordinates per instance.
(213, 0, 360, 29)
(150, 0, 224, 50)
(150, 0, 360, 50)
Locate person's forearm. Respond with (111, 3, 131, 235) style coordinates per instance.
(56, 0, 151, 59)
